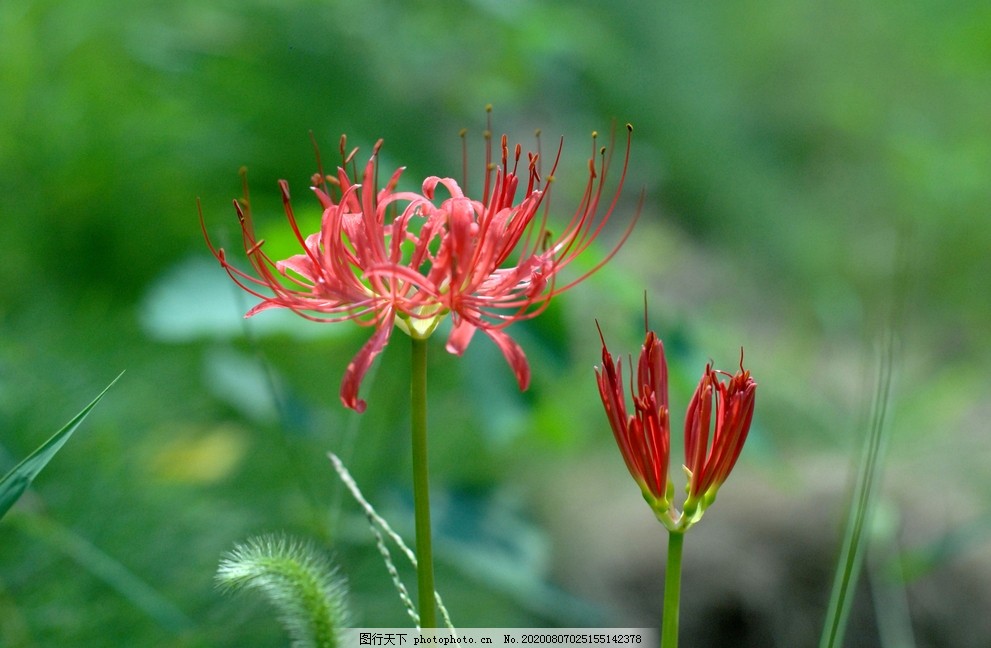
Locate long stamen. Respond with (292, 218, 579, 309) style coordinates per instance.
(460, 127, 469, 193)
(309, 131, 329, 195)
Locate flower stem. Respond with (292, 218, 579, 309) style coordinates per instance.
(661, 531, 684, 648)
(410, 337, 436, 629)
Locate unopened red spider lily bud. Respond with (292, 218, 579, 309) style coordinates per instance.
(681, 356, 757, 523)
(595, 324, 671, 516)
(596, 319, 756, 532)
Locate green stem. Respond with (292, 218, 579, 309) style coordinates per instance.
(661, 531, 684, 648)
(410, 337, 436, 629)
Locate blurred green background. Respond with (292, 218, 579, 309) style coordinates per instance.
(2, 0, 990, 646)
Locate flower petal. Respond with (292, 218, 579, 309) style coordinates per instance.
(482, 326, 531, 391)
(446, 318, 530, 390)
(445, 317, 478, 357)
(340, 312, 395, 413)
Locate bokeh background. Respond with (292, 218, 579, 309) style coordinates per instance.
(2, 0, 989, 646)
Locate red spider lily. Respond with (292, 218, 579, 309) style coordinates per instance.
(204, 116, 638, 412)
(682, 355, 757, 517)
(595, 322, 671, 510)
(596, 318, 756, 530)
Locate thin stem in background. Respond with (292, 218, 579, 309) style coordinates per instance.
(869, 520, 917, 648)
(329, 453, 456, 631)
(661, 531, 684, 648)
(819, 327, 896, 648)
(13, 513, 191, 631)
(411, 337, 437, 628)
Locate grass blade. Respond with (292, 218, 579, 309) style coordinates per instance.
(0, 373, 123, 522)
(11, 512, 192, 631)
(819, 332, 896, 648)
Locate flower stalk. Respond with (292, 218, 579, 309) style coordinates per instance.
(661, 531, 684, 648)
(410, 337, 436, 628)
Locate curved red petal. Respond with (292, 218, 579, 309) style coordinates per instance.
(340, 312, 395, 413)
(482, 327, 531, 391)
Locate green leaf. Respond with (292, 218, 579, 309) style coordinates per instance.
(0, 373, 123, 522)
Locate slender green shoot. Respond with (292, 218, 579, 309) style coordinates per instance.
(868, 508, 917, 648)
(819, 330, 896, 648)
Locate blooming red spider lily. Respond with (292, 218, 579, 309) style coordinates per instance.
(596, 316, 756, 531)
(204, 115, 639, 412)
